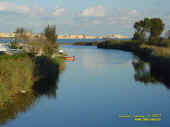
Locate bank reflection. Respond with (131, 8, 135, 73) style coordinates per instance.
(0, 63, 65, 126)
(132, 58, 170, 89)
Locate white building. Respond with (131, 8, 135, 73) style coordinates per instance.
(0, 43, 9, 52)
(103, 34, 129, 39)
(0, 43, 22, 54)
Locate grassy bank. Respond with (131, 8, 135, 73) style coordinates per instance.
(0, 53, 65, 126)
(97, 39, 170, 88)
(97, 40, 139, 51)
(0, 24, 66, 126)
(0, 53, 64, 107)
(58, 41, 99, 46)
(97, 40, 170, 71)
(97, 39, 170, 58)
(73, 41, 99, 46)
(0, 53, 35, 99)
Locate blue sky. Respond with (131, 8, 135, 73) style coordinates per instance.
(0, 0, 170, 37)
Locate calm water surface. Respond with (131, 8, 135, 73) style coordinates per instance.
(4, 46, 170, 127)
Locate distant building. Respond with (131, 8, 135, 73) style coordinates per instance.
(0, 32, 128, 40)
(58, 34, 85, 39)
(0, 32, 16, 38)
(85, 35, 97, 39)
(0, 43, 9, 51)
(103, 34, 128, 39)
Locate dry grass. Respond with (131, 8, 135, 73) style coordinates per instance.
(140, 44, 170, 57)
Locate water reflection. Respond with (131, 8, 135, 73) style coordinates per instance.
(132, 58, 170, 89)
(0, 62, 65, 126)
(62, 46, 133, 72)
(0, 93, 36, 125)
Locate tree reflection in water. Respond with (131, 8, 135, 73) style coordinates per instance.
(0, 61, 65, 126)
(132, 58, 170, 89)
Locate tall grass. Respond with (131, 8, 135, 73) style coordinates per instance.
(0, 54, 35, 103)
(140, 44, 170, 57)
(97, 40, 140, 51)
(0, 53, 65, 107)
(73, 41, 99, 46)
(0, 53, 65, 126)
(98, 39, 170, 58)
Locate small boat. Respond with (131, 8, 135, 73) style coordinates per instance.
(64, 56, 75, 61)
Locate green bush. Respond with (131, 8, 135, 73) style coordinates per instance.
(73, 41, 99, 46)
(9, 41, 17, 49)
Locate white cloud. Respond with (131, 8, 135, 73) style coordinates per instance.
(0, 2, 168, 36)
(81, 5, 106, 17)
(0, 2, 31, 14)
(127, 9, 140, 17)
(0, 2, 66, 17)
(52, 7, 65, 16)
(78, 8, 141, 26)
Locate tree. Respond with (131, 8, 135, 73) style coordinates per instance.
(43, 25, 58, 56)
(15, 27, 30, 43)
(165, 30, 170, 40)
(133, 18, 151, 42)
(132, 32, 145, 42)
(149, 18, 164, 43)
(133, 18, 164, 44)
(44, 25, 56, 45)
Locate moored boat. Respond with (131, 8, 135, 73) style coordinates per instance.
(64, 56, 75, 61)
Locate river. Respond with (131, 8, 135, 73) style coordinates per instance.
(3, 46, 170, 127)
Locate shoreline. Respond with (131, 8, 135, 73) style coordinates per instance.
(97, 41, 170, 82)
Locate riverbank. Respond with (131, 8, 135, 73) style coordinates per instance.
(0, 53, 65, 107)
(97, 40, 170, 76)
(58, 41, 99, 46)
(0, 54, 65, 126)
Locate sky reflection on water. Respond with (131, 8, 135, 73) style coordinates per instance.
(3, 46, 170, 127)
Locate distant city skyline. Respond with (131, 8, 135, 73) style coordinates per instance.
(0, 0, 170, 37)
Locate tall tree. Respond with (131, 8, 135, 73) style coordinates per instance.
(133, 18, 151, 42)
(44, 25, 56, 45)
(15, 27, 27, 42)
(165, 30, 170, 39)
(44, 25, 58, 56)
(149, 18, 164, 43)
(133, 18, 164, 43)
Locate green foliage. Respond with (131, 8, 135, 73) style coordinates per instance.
(132, 32, 145, 42)
(133, 18, 152, 41)
(134, 18, 151, 33)
(0, 53, 64, 108)
(150, 18, 164, 40)
(133, 17, 164, 44)
(16, 27, 26, 34)
(165, 30, 170, 39)
(73, 41, 99, 46)
(43, 25, 58, 57)
(9, 41, 17, 49)
(140, 44, 170, 57)
(44, 24, 56, 45)
(0, 54, 64, 125)
(14, 25, 59, 57)
(0, 54, 35, 100)
(15, 27, 29, 43)
(97, 40, 140, 52)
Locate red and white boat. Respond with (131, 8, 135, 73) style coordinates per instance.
(64, 56, 75, 61)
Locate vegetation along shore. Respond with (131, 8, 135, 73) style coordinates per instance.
(97, 18, 170, 77)
(58, 41, 99, 46)
(0, 24, 65, 112)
